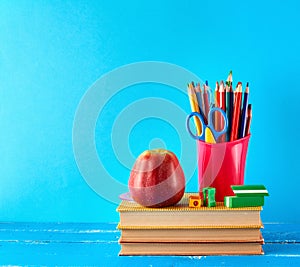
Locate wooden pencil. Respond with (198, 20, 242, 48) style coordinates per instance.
(187, 83, 202, 135)
(203, 81, 210, 123)
(215, 81, 220, 107)
(239, 82, 249, 138)
(230, 82, 242, 141)
(219, 81, 226, 142)
(194, 82, 205, 119)
(226, 70, 233, 86)
(219, 81, 226, 112)
(245, 104, 252, 136)
(214, 81, 220, 132)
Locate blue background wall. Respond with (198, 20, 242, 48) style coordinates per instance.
(0, 0, 299, 223)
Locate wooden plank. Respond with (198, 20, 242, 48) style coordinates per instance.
(0, 223, 299, 266)
(262, 223, 300, 243)
(0, 222, 119, 243)
(1, 222, 299, 243)
(0, 242, 299, 266)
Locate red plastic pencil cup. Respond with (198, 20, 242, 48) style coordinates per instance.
(197, 135, 250, 202)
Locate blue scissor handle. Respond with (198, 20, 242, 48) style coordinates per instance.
(186, 112, 206, 141)
(207, 107, 228, 141)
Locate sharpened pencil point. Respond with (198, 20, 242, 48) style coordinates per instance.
(226, 71, 233, 85)
(246, 82, 249, 87)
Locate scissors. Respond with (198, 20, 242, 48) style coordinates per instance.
(186, 107, 228, 143)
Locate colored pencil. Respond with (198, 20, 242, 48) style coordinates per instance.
(203, 81, 210, 123)
(239, 82, 250, 138)
(226, 70, 233, 86)
(245, 104, 252, 136)
(194, 82, 204, 118)
(219, 81, 226, 142)
(215, 81, 219, 106)
(225, 71, 233, 141)
(230, 82, 242, 141)
(214, 81, 220, 132)
(219, 81, 226, 112)
(187, 83, 202, 135)
(205, 127, 216, 144)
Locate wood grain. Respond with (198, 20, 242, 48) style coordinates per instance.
(0, 223, 299, 266)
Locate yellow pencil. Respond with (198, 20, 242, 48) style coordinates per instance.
(187, 83, 202, 135)
(205, 127, 216, 144)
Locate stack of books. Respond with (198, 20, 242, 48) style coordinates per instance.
(117, 193, 264, 256)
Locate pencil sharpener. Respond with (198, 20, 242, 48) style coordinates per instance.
(189, 196, 202, 208)
(202, 187, 216, 207)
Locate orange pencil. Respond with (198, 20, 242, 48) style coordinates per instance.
(230, 82, 242, 141)
(245, 104, 252, 136)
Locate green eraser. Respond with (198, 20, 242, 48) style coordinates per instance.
(231, 185, 269, 197)
(224, 196, 265, 208)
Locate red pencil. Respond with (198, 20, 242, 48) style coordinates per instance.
(245, 104, 252, 136)
(230, 82, 242, 141)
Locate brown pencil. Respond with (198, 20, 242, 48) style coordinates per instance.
(203, 82, 210, 123)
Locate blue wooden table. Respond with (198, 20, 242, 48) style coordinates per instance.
(0, 222, 299, 266)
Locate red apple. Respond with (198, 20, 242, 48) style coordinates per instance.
(128, 149, 185, 208)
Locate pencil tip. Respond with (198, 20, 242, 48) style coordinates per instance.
(226, 71, 233, 84)
(205, 80, 208, 86)
(246, 82, 249, 87)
